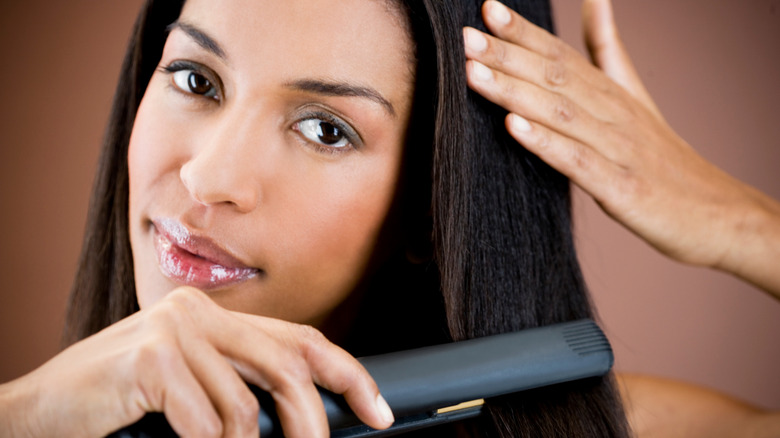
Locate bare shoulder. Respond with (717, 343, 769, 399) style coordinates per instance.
(616, 373, 780, 438)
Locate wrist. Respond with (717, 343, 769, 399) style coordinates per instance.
(0, 376, 43, 438)
(716, 188, 780, 296)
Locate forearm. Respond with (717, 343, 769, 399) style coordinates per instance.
(619, 373, 780, 438)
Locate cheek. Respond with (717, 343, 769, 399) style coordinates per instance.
(310, 181, 394, 258)
(269, 158, 401, 307)
(129, 94, 182, 195)
(127, 87, 194, 309)
(128, 86, 197, 232)
(128, 93, 160, 233)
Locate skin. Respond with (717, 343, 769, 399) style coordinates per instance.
(0, 0, 415, 436)
(464, 0, 780, 299)
(617, 374, 780, 438)
(464, 0, 780, 436)
(129, 0, 415, 325)
(1, 0, 778, 437)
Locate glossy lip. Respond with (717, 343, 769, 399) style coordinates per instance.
(152, 217, 260, 290)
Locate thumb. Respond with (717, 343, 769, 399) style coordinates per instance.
(582, 0, 661, 116)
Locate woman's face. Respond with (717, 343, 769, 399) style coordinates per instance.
(128, 0, 415, 325)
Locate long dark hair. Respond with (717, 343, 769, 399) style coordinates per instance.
(416, 1, 629, 436)
(64, 0, 630, 436)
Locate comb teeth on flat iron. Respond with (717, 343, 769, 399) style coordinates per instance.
(563, 320, 612, 356)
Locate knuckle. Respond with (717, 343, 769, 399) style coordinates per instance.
(166, 286, 207, 308)
(145, 302, 176, 327)
(295, 324, 331, 359)
(568, 143, 590, 171)
(231, 391, 261, 430)
(297, 324, 327, 346)
(536, 128, 552, 150)
(147, 297, 189, 329)
(132, 335, 178, 371)
(547, 39, 567, 62)
(201, 416, 223, 438)
(492, 40, 509, 68)
(338, 367, 362, 393)
(543, 60, 567, 88)
(500, 79, 523, 110)
(275, 356, 311, 390)
(552, 95, 576, 123)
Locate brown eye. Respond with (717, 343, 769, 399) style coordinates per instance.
(172, 69, 218, 98)
(187, 72, 212, 94)
(297, 118, 351, 148)
(315, 122, 342, 145)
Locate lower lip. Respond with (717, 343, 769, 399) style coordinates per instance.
(154, 231, 259, 290)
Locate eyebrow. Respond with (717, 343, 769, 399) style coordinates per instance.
(285, 79, 396, 118)
(166, 21, 395, 117)
(167, 21, 228, 62)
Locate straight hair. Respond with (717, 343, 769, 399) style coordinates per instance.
(64, 1, 630, 436)
(416, 1, 630, 436)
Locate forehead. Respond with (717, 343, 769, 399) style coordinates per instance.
(177, 0, 415, 108)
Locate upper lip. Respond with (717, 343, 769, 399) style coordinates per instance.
(152, 217, 255, 270)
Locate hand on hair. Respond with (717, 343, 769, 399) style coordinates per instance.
(463, 0, 780, 297)
(0, 287, 393, 438)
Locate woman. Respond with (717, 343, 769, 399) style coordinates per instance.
(1, 0, 628, 436)
(0, 0, 777, 437)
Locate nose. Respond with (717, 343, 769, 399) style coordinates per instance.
(179, 113, 262, 213)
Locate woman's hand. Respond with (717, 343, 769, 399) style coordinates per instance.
(0, 287, 394, 437)
(464, 0, 780, 296)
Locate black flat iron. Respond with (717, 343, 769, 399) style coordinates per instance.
(110, 319, 613, 437)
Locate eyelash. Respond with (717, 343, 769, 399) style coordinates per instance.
(158, 60, 362, 154)
(159, 60, 221, 101)
(293, 110, 362, 154)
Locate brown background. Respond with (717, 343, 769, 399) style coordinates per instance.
(1, 1, 778, 409)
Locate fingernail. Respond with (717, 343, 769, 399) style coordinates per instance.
(509, 113, 532, 132)
(376, 394, 394, 425)
(487, 1, 512, 25)
(463, 27, 487, 53)
(470, 61, 493, 82)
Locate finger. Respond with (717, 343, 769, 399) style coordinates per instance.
(166, 288, 329, 437)
(582, 0, 662, 117)
(481, 1, 600, 85)
(224, 339, 331, 438)
(464, 26, 616, 121)
(262, 361, 330, 438)
(236, 314, 394, 431)
(155, 364, 224, 438)
(221, 325, 330, 437)
(504, 112, 623, 203)
(466, 59, 609, 156)
(178, 331, 260, 438)
(126, 332, 223, 438)
(290, 325, 394, 430)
